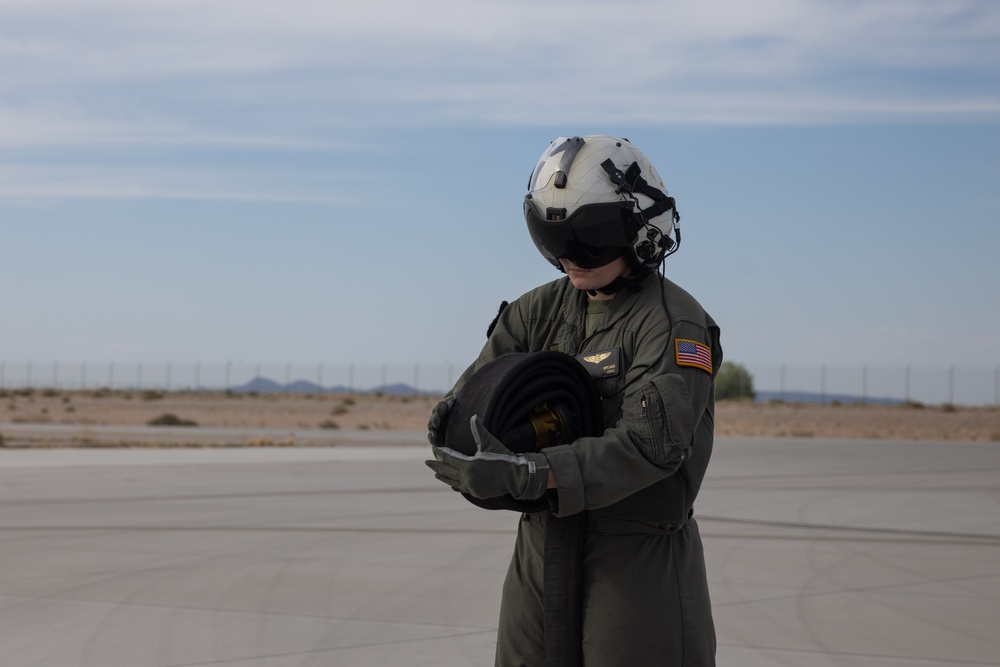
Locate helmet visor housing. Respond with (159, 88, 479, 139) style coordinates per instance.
(524, 197, 637, 269)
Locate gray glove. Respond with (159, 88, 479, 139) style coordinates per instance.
(426, 415, 550, 501)
(427, 395, 455, 446)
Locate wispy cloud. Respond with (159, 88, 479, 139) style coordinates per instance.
(1, 0, 997, 200)
(2, 0, 997, 130)
(0, 164, 355, 203)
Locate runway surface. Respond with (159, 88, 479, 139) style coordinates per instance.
(1, 435, 998, 666)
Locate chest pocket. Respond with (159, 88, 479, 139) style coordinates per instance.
(575, 348, 625, 422)
(575, 348, 620, 380)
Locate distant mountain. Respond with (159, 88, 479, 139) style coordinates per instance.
(228, 378, 902, 404)
(236, 377, 284, 393)
(754, 390, 903, 406)
(230, 376, 438, 396)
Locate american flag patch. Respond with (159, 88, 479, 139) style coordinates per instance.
(675, 339, 713, 373)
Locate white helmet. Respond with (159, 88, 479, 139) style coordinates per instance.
(524, 135, 680, 273)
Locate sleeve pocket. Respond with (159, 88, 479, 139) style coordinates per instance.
(638, 374, 695, 465)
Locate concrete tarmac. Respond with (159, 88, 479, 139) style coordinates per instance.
(1, 436, 998, 666)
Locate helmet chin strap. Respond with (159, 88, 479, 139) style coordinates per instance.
(587, 271, 647, 297)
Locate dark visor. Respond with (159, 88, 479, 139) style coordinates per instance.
(524, 198, 635, 269)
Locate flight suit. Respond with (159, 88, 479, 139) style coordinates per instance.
(448, 272, 721, 666)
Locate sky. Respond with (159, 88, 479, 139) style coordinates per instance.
(1, 0, 999, 399)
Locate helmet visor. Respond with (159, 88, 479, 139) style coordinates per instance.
(524, 198, 635, 269)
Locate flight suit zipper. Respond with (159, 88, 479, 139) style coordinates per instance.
(641, 394, 656, 448)
(641, 390, 676, 463)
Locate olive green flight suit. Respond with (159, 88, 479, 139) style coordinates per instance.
(448, 272, 721, 667)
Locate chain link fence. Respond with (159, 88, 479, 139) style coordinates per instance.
(745, 364, 1000, 407)
(0, 361, 458, 397)
(1, 361, 998, 407)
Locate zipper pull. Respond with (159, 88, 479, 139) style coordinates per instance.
(640, 395, 648, 417)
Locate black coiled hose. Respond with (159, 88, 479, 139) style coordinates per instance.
(442, 349, 602, 666)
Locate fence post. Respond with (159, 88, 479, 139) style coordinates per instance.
(948, 365, 955, 405)
(820, 365, 826, 405)
(862, 364, 868, 404)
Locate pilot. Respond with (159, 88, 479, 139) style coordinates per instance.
(427, 135, 721, 666)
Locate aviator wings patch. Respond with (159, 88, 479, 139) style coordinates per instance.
(576, 348, 620, 379)
(582, 352, 612, 364)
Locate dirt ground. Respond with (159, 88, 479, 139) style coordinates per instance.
(2, 388, 999, 445)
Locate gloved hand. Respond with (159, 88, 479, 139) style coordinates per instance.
(426, 415, 550, 501)
(427, 395, 455, 446)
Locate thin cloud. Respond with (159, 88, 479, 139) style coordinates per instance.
(1, 1, 996, 119)
(0, 0, 997, 200)
(0, 165, 352, 203)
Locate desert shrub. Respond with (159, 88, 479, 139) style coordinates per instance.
(715, 361, 755, 400)
(147, 413, 198, 427)
(13, 415, 51, 424)
(319, 419, 340, 429)
(141, 390, 165, 401)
